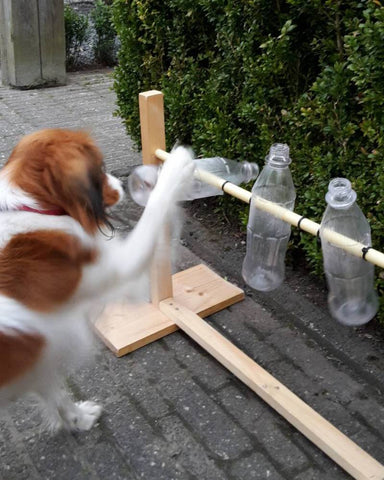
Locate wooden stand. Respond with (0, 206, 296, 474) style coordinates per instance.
(94, 91, 384, 480)
(94, 91, 245, 356)
(95, 263, 244, 357)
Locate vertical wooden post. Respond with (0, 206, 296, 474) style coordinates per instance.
(139, 91, 173, 305)
(139, 90, 167, 165)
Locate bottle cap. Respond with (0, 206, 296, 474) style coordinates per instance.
(325, 178, 357, 209)
(241, 162, 259, 183)
(266, 143, 291, 167)
(127, 165, 159, 206)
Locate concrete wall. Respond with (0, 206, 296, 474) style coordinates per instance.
(0, 0, 66, 88)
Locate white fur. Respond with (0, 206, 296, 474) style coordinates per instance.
(0, 146, 195, 432)
(0, 170, 40, 211)
(106, 173, 124, 205)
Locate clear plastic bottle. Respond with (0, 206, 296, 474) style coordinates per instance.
(188, 157, 259, 200)
(320, 178, 378, 326)
(242, 143, 296, 291)
(127, 157, 259, 206)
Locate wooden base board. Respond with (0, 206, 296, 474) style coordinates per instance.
(94, 264, 244, 357)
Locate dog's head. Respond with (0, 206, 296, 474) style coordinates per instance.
(4, 129, 123, 234)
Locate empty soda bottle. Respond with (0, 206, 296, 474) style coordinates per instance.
(320, 178, 378, 326)
(128, 157, 259, 206)
(242, 143, 296, 291)
(188, 157, 259, 200)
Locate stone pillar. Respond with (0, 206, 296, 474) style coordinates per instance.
(0, 0, 66, 88)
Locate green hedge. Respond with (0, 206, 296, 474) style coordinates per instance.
(64, 5, 89, 69)
(91, 0, 117, 66)
(112, 0, 384, 319)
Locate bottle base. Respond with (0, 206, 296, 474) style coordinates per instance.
(330, 298, 378, 327)
(242, 267, 283, 292)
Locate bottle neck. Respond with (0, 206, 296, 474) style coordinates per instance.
(266, 160, 290, 169)
(266, 143, 291, 168)
(325, 178, 357, 209)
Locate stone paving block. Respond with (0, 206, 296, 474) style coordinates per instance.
(266, 328, 364, 404)
(162, 332, 231, 391)
(308, 395, 364, 438)
(6, 399, 46, 434)
(349, 428, 384, 466)
(294, 467, 337, 480)
(127, 339, 189, 385)
(118, 367, 171, 420)
(240, 300, 285, 337)
(211, 307, 282, 366)
(263, 360, 377, 454)
(348, 397, 384, 442)
(158, 415, 228, 480)
(78, 440, 138, 480)
(256, 362, 379, 474)
(265, 360, 323, 404)
(230, 452, 285, 480)
(0, 424, 40, 480)
(105, 400, 190, 480)
(69, 350, 128, 405)
(251, 410, 309, 474)
(159, 372, 253, 460)
(84, 345, 177, 423)
(0, 119, 24, 137)
(0, 132, 22, 152)
(23, 429, 95, 480)
(215, 384, 269, 435)
(287, 429, 355, 478)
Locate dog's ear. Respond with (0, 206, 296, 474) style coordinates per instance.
(43, 141, 108, 234)
(6, 129, 111, 234)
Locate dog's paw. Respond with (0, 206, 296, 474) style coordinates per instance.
(44, 414, 64, 434)
(154, 146, 195, 202)
(66, 401, 103, 431)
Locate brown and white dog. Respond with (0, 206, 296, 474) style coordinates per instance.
(0, 129, 194, 432)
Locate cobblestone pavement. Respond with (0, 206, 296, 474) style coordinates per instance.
(0, 70, 384, 480)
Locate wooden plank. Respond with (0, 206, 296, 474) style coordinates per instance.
(159, 298, 384, 480)
(150, 226, 173, 307)
(139, 91, 166, 166)
(94, 264, 244, 356)
(94, 302, 178, 357)
(138, 90, 173, 304)
(173, 264, 244, 316)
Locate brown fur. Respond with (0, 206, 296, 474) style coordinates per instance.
(102, 179, 121, 207)
(0, 128, 128, 424)
(5, 129, 112, 233)
(0, 231, 96, 312)
(0, 330, 46, 387)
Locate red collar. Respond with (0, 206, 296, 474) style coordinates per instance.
(18, 205, 67, 216)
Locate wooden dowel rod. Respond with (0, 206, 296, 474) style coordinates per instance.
(160, 299, 384, 480)
(154, 148, 384, 269)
